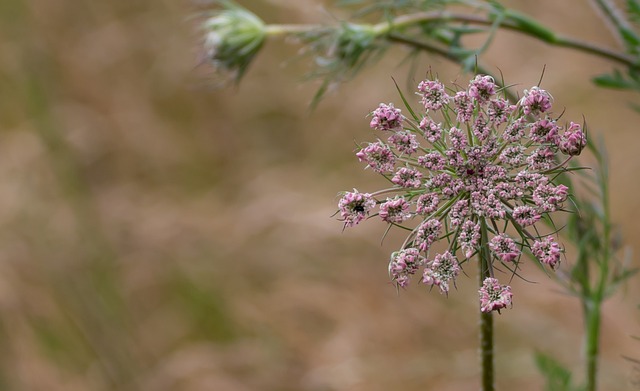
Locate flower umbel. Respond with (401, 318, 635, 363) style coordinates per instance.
(479, 277, 513, 313)
(337, 190, 376, 228)
(336, 74, 582, 312)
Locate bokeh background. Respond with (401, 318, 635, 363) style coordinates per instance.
(0, 0, 639, 390)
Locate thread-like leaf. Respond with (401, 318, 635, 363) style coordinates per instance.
(628, 0, 640, 24)
(392, 77, 420, 121)
(535, 352, 576, 391)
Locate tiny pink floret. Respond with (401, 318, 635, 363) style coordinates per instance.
(532, 236, 562, 269)
(338, 190, 377, 228)
(479, 277, 513, 313)
(370, 103, 404, 131)
(422, 251, 460, 294)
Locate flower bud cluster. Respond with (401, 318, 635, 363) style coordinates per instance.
(337, 75, 584, 312)
(202, 6, 266, 81)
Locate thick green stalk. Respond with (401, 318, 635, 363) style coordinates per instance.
(584, 298, 602, 391)
(479, 220, 494, 391)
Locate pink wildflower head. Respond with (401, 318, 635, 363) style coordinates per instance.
(499, 145, 526, 167)
(533, 183, 568, 213)
(422, 251, 460, 294)
(512, 205, 540, 227)
(449, 199, 470, 227)
(415, 219, 441, 252)
(516, 170, 548, 191)
(448, 127, 467, 150)
(489, 234, 520, 263)
(379, 196, 411, 224)
(419, 117, 442, 143)
(559, 122, 587, 156)
(458, 220, 480, 258)
(416, 192, 439, 215)
(389, 248, 425, 287)
(392, 167, 423, 188)
(519, 86, 553, 116)
(356, 141, 396, 173)
(529, 118, 559, 144)
(418, 79, 450, 110)
(338, 190, 377, 227)
(337, 74, 580, 298)
(388, 131, 419, 155)
(527, 147, 555, 171)
(488, 98, 516, 125)
(502, 117, 527, 142)
(473, 114, 491, 141)
(453, 91, 474, 123)
(532, 236, 562, 269)
(469, 75, 497, 104)
(370, 103, 404, 131)
(479, 277, 513, 313)
(418, 152, 446, 171)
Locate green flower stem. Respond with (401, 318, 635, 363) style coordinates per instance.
(590, 0, 631, 28)
(480, 307, 494, 391)
(589, 0, 640, 45)
(385, 33, 495, 78)
(584, 298, 602, 391)
(583, 146, 611, 391)
(384, 32, 524, 108)
(480, 219, 495, 391)
(263, 11, 636, 67)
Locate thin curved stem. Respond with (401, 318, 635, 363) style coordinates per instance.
(385, 33, 521, 104)
(264, 11, 637, 68)
(590, 0, 633, 30)
(589, 0, 639, 48)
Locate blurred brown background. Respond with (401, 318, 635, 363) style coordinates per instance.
(0, 0, 638, 390)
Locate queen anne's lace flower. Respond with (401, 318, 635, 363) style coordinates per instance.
(469, 75, 497, 104)
(418, 152, 446, 171)
(388, 131, 419, 155)
(489, 234, 520, 263)
(532, 236, 562, 269)
(422, 251, 460, 294)
(419, 117, 443, 143)
(453, 91, 474, 123)
(533, 183, 569, 212)
(513, 205, 540, 227)
(415, 219, 441, 252)
(379, 196, 411, 224)
(389, 248, 425, 287)
(338, 190, 376, 227)
(370, 103, 404, 131)
(459, 220, 480, 258)
(527, 147, 556, 171)
(355, 141, 396, 173)
(337, 74, 582, 312)
(520, 86, 553, 115)
(392, 167, 423, 188)
(559, 122, 587, 156)
(529, 118, 559, 143)
(479, 277, 513, 313)
(499, 145, 526, 166)
(418, 79, 450, 110)
(488, 98, 516, 125)
(416, 192, 439, 215)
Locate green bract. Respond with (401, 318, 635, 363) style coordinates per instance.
(203, 4, 266, 81)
